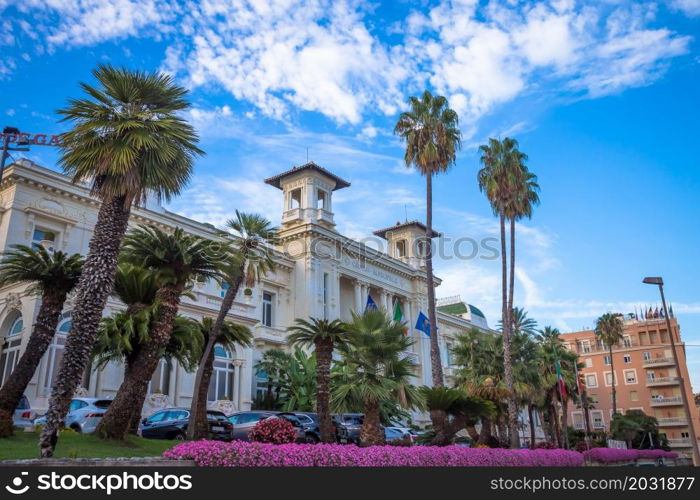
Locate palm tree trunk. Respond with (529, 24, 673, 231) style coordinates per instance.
(508, 217, 515, 329)
(528, 404, 536, 449)
(360, 398, 384, 446)
(39, 195, 130, 457)
(499, 213, 519, 448)
(0, 290, 67, 437)
(478, 417, 492, 445)
(97, 284, 184, 440)
(424, 172, 443, 387)
(550, 403, 562, 448)
(316, 338, 334, 443)
(561, 398, 569, 449)
(188, 272, 244, 440)
(609, 345, 617, 416)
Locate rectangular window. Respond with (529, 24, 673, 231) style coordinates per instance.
(591, 410, 605, 429)
(643, 351, 651, 361)
(572, 412, 584, 430)
(322, 273, 329, 319)
(585, 358, 593, 368)
(647, 372, 656, 381)
(32, 228, 57, 252)
(605, 371, 615, 386)
(630, 390, 638, 401)
(623, 335, 632, 347)
(262, 292, 273, 327)
(586, 374, 598, 388)
(623, 354, 631, 363)
(624, 370, 637, 384)
(316, 189, 327, 210)
(603, 355, 611, 365)
(289, 188, 302, 209)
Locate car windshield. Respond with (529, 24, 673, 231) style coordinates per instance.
(94, 400, 112, 409)
(343, 415, 363, 425)
(207, 412, 227, 422)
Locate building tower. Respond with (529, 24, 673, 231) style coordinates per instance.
(373, 221, 441, 269)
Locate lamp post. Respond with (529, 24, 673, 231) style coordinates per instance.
(643, 276, 700, 465)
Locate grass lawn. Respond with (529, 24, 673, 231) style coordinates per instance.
(0, 431, 177, 460)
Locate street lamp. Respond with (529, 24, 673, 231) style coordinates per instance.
(643, 276, 700, 465)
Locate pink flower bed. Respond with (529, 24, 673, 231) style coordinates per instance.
(583, 448, 677, 464)
(163, 440, 584, 467)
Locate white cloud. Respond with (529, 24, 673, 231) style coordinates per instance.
(670, 0, 700, 17)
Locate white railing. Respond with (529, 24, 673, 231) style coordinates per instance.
(646, 377, 680, 386)
(650, 396, 683, 406)
(657, 417, 688, 426)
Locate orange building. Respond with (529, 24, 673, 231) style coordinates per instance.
(560, 316, 700, 458)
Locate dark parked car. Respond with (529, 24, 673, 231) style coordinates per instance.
(228, 411, 278, 441)
(334, 413, 364, 444)
(139, 408, 233, 441)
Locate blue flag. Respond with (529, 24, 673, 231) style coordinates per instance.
(415, 311, 430, 337)
(365, 294, 378, 312)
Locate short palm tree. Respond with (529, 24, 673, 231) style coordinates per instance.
(40, 65, 202, 457)
(189, 211, 277, 439)
(287, 317, 347, 443)
(595, 313, 624, 415)
(478, 136, 528, 448)
(0, 246, 83, 437)
(96, 225, 221, 440)
(254, 348, 293, 409)
(187, 317, 252, 438)
(333, 309, 421, 446)
(394, 90, 461, 388)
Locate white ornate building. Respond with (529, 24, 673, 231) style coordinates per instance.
(0, 159, 493, 418)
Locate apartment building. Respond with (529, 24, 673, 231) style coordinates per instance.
(560, 316, 700, 458)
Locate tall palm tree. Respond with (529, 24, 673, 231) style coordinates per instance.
(595, 313, 624, 415)
(498, 307, 538, 337)
(188, 317, 252, 434)
(39, 65, 202, 457)
(188, 211, 277, 440)
(0, 246, 83, 436)
(333, 309, 421, 446)
(96, 226, 221, 440)
(394, 90, 461, 388)
(478, 136, 527, 448)
(287, 317, 347, 443)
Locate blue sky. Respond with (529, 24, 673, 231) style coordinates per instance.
(1, 0, 700, 388)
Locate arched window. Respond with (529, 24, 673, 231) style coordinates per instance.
(43, 313, 70, 395)
(0, 314, 24, 386)
(395, 239, 407, 258)
(208, 345, 235, 402)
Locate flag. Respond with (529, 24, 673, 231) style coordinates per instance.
(573, 361, 583, 395)
(555, 357, 567, 399)
(654, 307, 659, 318)
(415, 311, 430, 337)
(660, 307, 665, 318)
(365, 294, 378, 312)
(393, 301, 408, 335)
(647, 307, 653, 319)
(669, 304, 674, 318)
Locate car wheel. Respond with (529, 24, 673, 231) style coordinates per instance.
(69, 424, 82, 433)
(173, 432, 186, 441)
(304, 434, 319, 444)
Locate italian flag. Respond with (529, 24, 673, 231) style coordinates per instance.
(393, 301, 408, 335)
(555, 358, 567, 399)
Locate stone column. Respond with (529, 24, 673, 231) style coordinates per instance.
(354, 280, 362, 312)
(405, 299, 414, 351)
(233, 360, 243, 410)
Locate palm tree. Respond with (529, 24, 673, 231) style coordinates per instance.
(595, 313, 624, 415)
(394, 90, 461, 388)
(254, 348, 293, 410)
(188, 211, 277, 440)
(96, 226, 221, 440)
(478, 136, 528, 448)
(333, 309, 421, 446)
(188, 317, 252, 437)
(278, 348, 317, 414)
(287, 317, 347, 443)
(39, 65, 202, 457)
(498, 307, 538, 337)
(0, 246, 83, 437)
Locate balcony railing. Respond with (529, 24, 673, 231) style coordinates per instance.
(643, 357, 675, 367)
(646, 376, 680, 387)
(667, 438, 693, 448)
(571, 341, 637, 354)
(656, 417, 688, 426)
(650, 396, 683, 407)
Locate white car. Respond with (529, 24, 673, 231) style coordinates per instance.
(13, 395, 36, 428)
(385, 426, 418, 443)
(34, 397, 112, 433)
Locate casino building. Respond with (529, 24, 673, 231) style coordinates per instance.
(0, 158, 493, 419)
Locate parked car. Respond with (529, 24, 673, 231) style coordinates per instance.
(34, 397, 111, 433)
(13, 395, 35, 429)
(334, 413, 364, 444)
(385, 426, 418, 444)
(139, 408, 233, 441)
(227, 410, 278, 441)
(287, 412, 325, 443)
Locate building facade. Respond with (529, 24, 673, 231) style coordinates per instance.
(0, 159, 491, 420)
(561, 317, 700, 457)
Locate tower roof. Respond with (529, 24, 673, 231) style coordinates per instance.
(373, 220, 442, 239)
(264, 161, 351, 191)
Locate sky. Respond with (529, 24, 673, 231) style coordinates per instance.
(1, 0, 699, 388)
